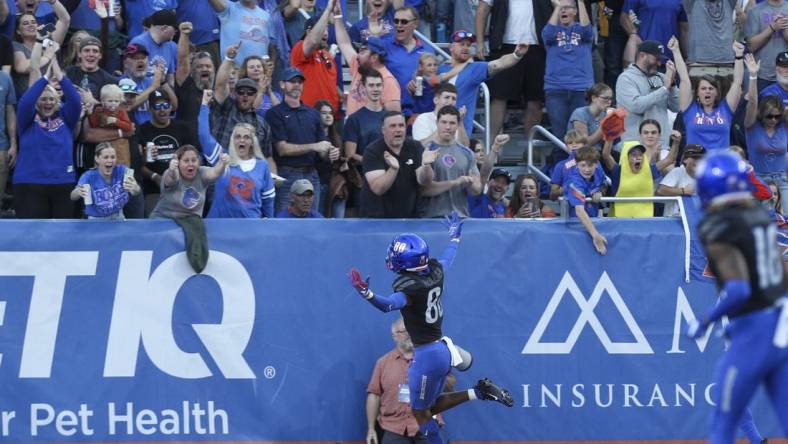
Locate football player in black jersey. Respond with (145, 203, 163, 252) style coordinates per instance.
(349, 211, 513, 437)
(689, 151, 788, 443)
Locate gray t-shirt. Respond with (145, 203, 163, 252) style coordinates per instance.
(0, 72, 17, 151)
(745, 2, 788, 82)
(567, 105, 603, 149)
(683, 0, 736, 64)
(150, 166, 214, 219)
(11, 41, 31, 98)
(418, 142, 480, 218)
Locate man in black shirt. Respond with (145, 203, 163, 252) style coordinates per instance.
(689, 151, 788, 443)
(175, 21, 215, 127)
(65, 37, 117, 101)
(139, 90, 197, 215)
(348, 213, 513, 440)
(359, 111, 433, 218)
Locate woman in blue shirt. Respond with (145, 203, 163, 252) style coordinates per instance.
(13, 62, 81, 219)
(198, 91, 276, 218)
(71, 142, 141, 219)
(744, 56, 788, 213)
(541, 0, 594, 144)
(671, 36, 747, 150)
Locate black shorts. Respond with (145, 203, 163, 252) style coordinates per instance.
(485, 43, 546, 103)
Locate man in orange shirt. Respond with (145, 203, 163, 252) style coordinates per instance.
(290, 0, 341, 117)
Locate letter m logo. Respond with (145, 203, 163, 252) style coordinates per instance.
(522, 271, 653, 354)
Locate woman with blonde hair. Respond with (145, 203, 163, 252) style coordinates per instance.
(198, 90, 275, 218)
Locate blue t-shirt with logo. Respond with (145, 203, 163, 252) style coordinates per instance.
(218, 2, 273, 64)
(683, 100, 734, 150)
(78, 166, 131, 218)
(541, 23, 594, 92)
(565, 164, 606, 217)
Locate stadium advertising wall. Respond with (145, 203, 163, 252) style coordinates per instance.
(0, 218, 783, 442)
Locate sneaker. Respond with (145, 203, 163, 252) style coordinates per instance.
(474, 378, 513, 407)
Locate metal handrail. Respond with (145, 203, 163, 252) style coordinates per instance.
(414, 30, 491, 153)
(558, 196, 692, 283)
(526, 124, 570, 183)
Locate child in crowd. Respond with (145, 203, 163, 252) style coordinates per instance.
(565, 146, 607, 255)
(71, 143, 141, 220)
(410, 54, 466, 116)
(549, 130, 590, 200)
(88, 84, 133, 166)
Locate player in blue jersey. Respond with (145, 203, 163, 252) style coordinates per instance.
(349, 211, 513, 436)
(688, 151, 788, 444)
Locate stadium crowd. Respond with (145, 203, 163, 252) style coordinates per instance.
(0, 0, 786, 232)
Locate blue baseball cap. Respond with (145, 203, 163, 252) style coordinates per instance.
(282, 67, 305, 82)
(638, 40, 668, 61)
(364, 37, 387, 58)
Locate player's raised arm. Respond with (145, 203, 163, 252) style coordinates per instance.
(349, 268, 407, 312)
(439, 211, 463, 270)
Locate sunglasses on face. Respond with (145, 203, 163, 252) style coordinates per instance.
(765, 114, 782, 120)
(151, 102, 171, 110)
(393, 18, 413, 25)
(236, 89, 257, 97)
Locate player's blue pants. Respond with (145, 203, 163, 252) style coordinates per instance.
(709, 307, 788, 444)
(409, 341, 451, 411)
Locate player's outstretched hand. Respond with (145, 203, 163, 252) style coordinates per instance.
(349, 267, 372, 299)
(444, 210, 464, 241)
(686, 319, 707, 339)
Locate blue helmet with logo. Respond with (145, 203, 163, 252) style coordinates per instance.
(696, 151, 752, 209)
(386, 233, 429, 273)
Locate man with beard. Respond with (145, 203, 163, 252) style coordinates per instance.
(265, 67, 339, 213)
(129, 9, 178, 85)
(119, 43, 174, 125)
(760, 51, 788, 106)
(212, 43, 274, 174)
(291, 0, 340, 116)
(175, 21, 215, 127)
(208, 0, 277, 68)
(418, 106, 481, 218)
(438, 30, 528, 138)
(468, 167, 511, 218)
(335, 11, 401, 114)
(360, 110, 433, 218)
(139, 90, 198, 216)
(616, 40, 680, 150)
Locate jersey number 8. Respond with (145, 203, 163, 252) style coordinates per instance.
(425, 287, 443, 324)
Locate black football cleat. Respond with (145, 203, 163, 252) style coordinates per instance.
(474, 378, 514, 407)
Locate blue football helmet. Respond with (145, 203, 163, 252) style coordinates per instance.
(696, 151, 752, 209)
(386, 233, 429, 272)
